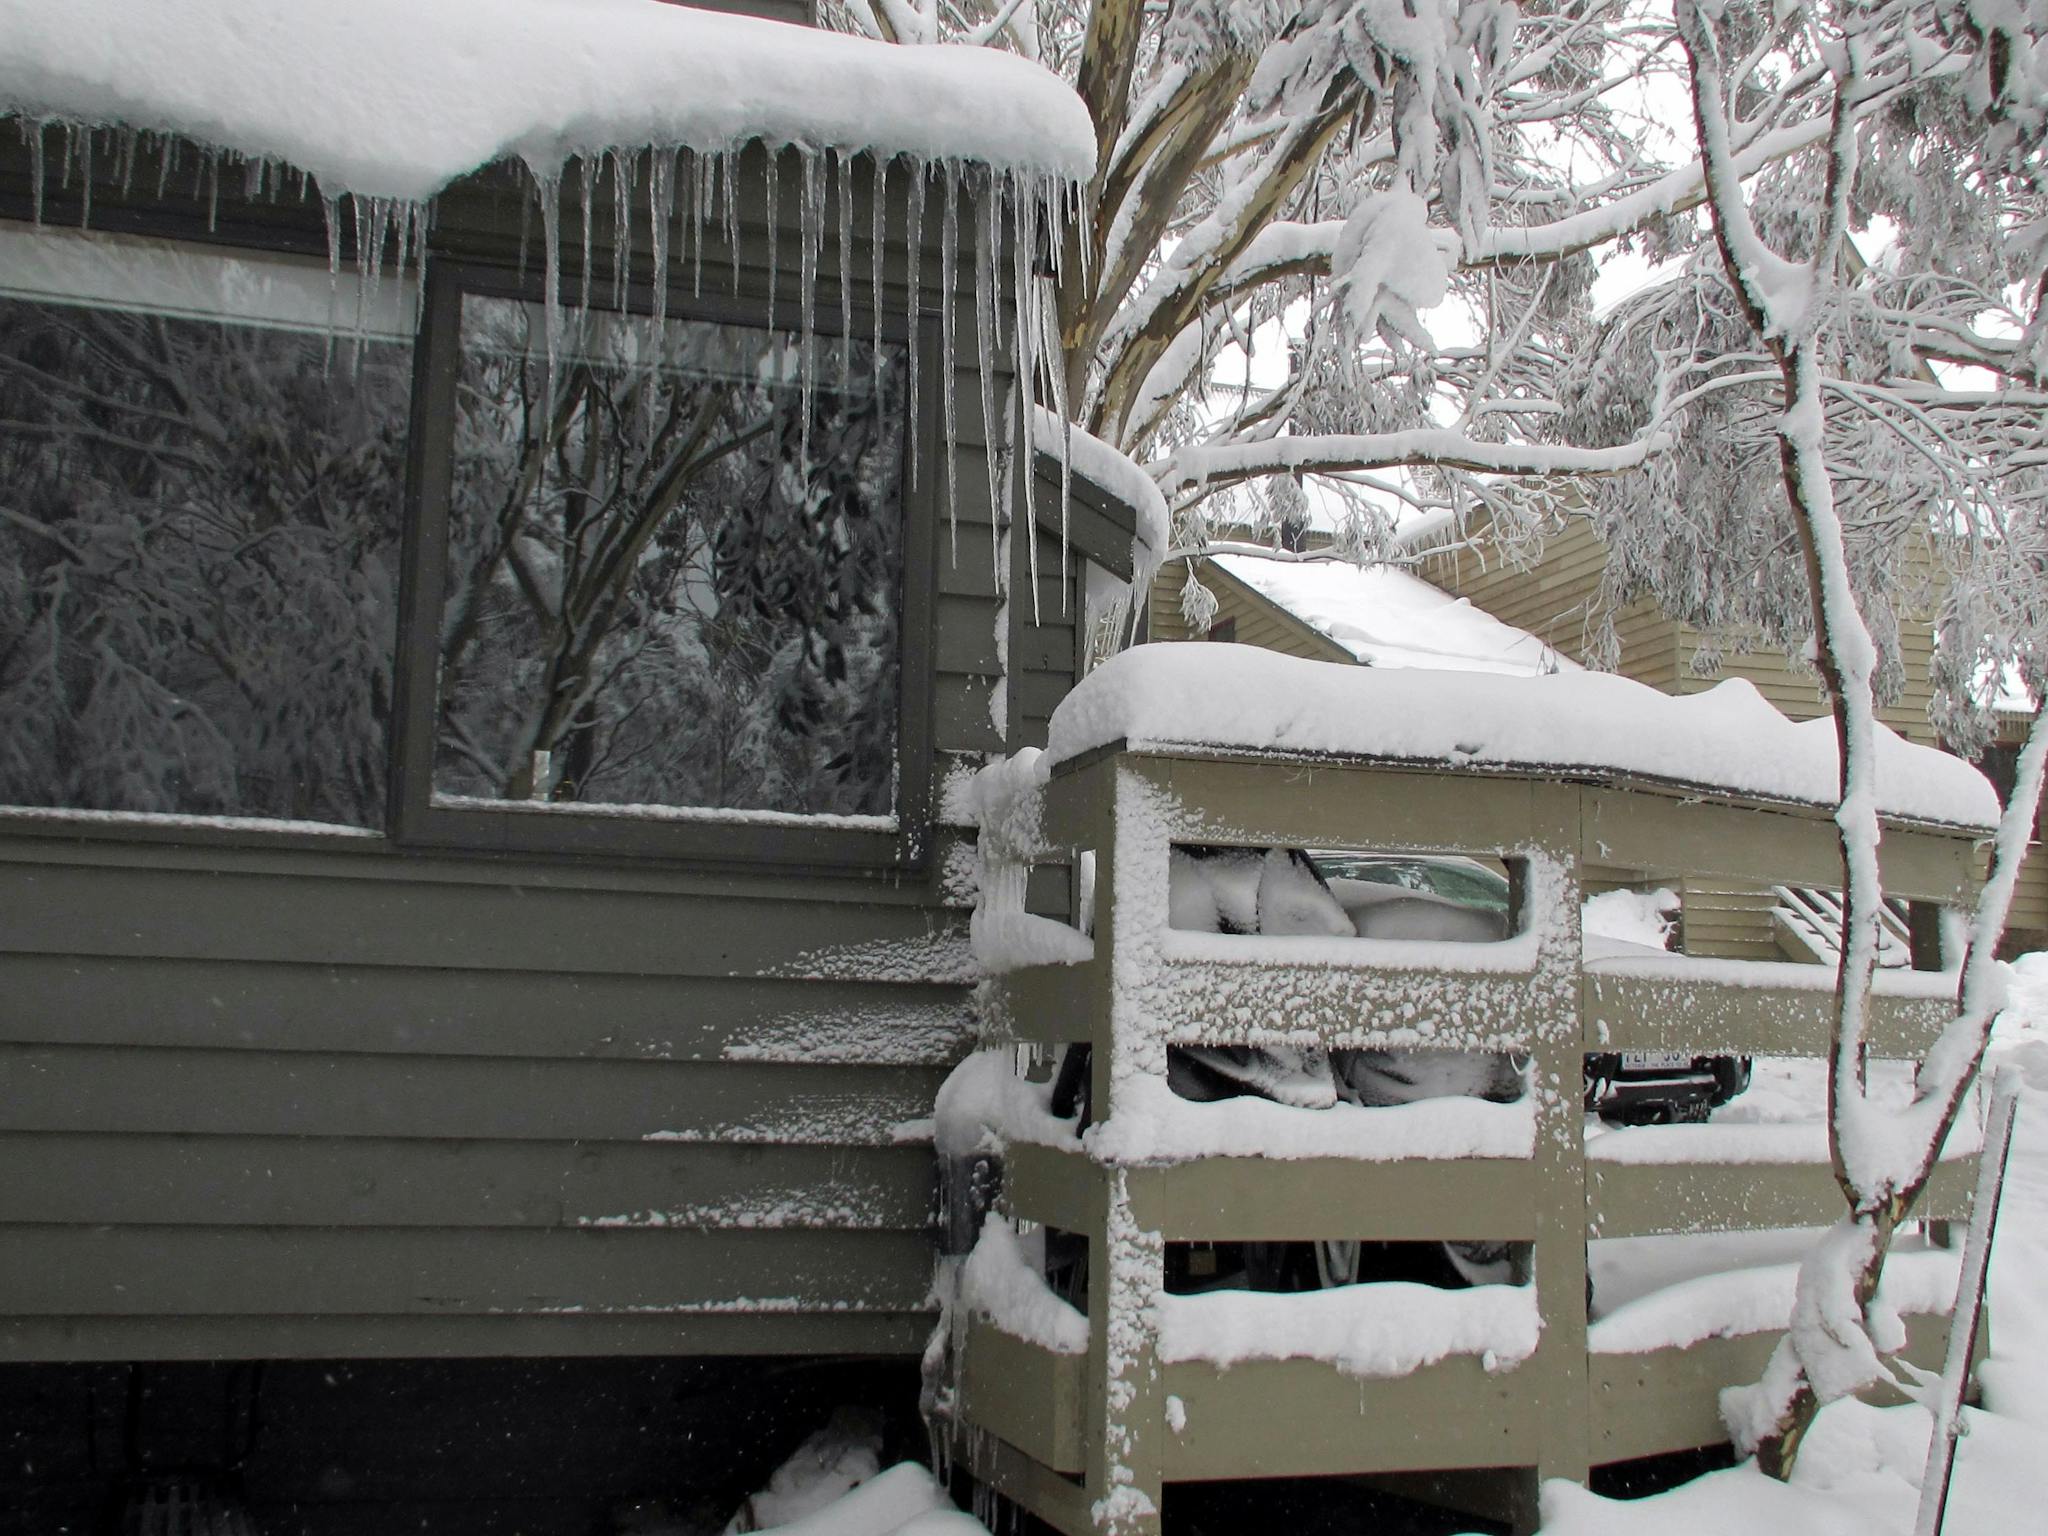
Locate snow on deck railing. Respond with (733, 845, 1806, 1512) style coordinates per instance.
(1159, 1281, 1541, 1378)
(1586, 1246, 1960, 1356)
(1581, 942, 1968, 998)
(939, 725, 1994, 1518)
(1585, 1116, 1984, 1167)
(1045, 645, 2001, 830)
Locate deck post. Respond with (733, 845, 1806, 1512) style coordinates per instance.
(1080, 760, 1167, 1535)
(1527, 785, 1594, 1519)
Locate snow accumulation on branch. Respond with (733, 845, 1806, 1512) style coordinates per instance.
(1046, 646, 1999, 830)
(1160, 426, 1673, 495)
(0, 0, 1096, 199)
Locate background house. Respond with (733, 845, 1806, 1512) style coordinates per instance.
(1150, 519, 2029, 959)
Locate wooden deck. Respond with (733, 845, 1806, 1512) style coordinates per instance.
(948, 746, 1988, 1535)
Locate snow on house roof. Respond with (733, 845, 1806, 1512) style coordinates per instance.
(0, 0, 1096, 202)
(1046, 644, 2000, 829)
(1212, 554, 1578, 676)
(1032, 406, 1170, 574)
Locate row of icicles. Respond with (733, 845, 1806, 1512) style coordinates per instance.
(12, 117, 1086, 628)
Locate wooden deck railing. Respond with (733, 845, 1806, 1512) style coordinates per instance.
(945, 744, 1988, 1536)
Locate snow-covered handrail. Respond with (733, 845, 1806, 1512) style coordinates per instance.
(1044, 645, 2000, 832)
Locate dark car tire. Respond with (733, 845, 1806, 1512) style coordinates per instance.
(1708, 1056, 1753, 1107)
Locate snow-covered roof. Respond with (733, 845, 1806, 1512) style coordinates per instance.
(1212, 554, 1578, 676)
(1046, 644, 2000, 829)
(1031, 406, 1169, 578)
(0, 0, 1096, 202)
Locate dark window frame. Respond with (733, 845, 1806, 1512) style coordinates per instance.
(389, 259, 938, 872)
(0, 207, 941, 874)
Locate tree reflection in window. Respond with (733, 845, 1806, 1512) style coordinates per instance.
(436, 297, 906, 820)
(0, 296, 409, 826)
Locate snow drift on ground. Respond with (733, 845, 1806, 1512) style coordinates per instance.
(727, 1461, 974, 1536)
(1212, 554, 1580, 676)
(0, 0, 1096, 200)
(1046, 644, 1999, 828)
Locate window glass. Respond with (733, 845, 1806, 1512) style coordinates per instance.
(434, 295, 906, 822)
(0, 230, 411, 828)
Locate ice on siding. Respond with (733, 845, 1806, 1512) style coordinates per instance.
(0, 0, 1093, 202)
(763, 930, 978, 986)
(962, 749, 1095, 975)
(1048, 645, 2000, 830)
(1212, 555, 1580, 677)
(1157, 1280, 1540, 1378)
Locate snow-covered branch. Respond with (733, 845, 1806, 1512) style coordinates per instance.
(1160, 426, 1674, 495)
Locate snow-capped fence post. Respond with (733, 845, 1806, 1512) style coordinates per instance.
(1077, 756, 1172, 1536)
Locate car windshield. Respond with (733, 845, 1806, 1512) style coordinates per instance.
(1310, 854, 1511, 915)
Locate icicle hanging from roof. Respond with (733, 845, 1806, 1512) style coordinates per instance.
(2, 0, 1129, 609)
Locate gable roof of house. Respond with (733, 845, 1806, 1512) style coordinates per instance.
(1207, 553, 1577, 677)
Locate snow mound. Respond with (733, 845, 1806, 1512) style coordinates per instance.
(730, 1460, 963, 1536)
(1046, 645, 1999, 829)
(959, 1215, 1088, 1354)
(0, 0, 1096, 201)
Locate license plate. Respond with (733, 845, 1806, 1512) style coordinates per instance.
(1622, 1050, 1693, 1071)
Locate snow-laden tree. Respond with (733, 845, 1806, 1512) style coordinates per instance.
(833, 0, 2048, 1482)
(1649, 0, 2048, 1476)
(831, 0, 1913, 569)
